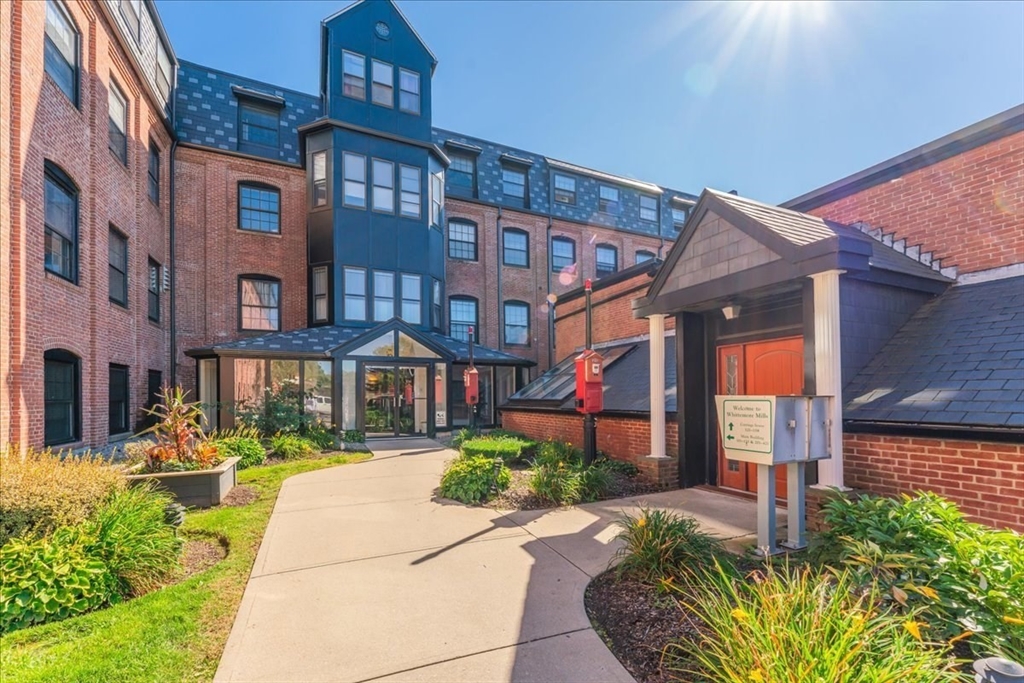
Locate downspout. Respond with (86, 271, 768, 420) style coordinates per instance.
(168, 74, 179, 387)
(496, 207, 503, 350)
(546, 216, 553, 368)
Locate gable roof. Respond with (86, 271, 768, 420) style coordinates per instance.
(844, 276, 1024, 430)
(322, 0, 438, 71)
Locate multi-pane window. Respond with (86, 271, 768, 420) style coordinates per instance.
(239, 101, 279, 151)
(599, 186, 619, 213)
(108, 227, 128, 306)
(371, 60, 393, 107)
(401, 274, 422, 324)
(312, 266, 329, 323)
(342, 51, 365, 100)
(109, 364, 130, 435)
(551, 237, 576, 273)
(449, 297, 478, 343)
(399, 69, 420, 114)
(671, 206, 689, 226)
(596, 244, 618, 277)
(504, 301, 530, 346)
(239, 184, 280, 233)
(44, 164, 78, 282)
(312, 151, 328, 207)
(639, 195, 659, 222)
(636, 250, 656, 265)
(44, 349, 79, 446)
(400, 165, 421, 218)
(502, 166, 526, 204)
(44, 0, 78, 104)
(155, 42, 172, 101)
(344, 267, 366, 321)
(373, 271, 394, 321)
(372, 159, 395, 212)
(148, 142, 160, 203)
(343, 152, 366, 208)
(148, 259, 160, 322)
(108, 80, 128, 165)
(432, 279, 442, 329)
(118, 0, 142, 41)
(430, 171, 443, 226)
(448, 153, 475, 194)
(503, 229, 528, 267)
(239, 277, 281, 331)
(448, 220, 477, 260)
(553, 174, 576, 205)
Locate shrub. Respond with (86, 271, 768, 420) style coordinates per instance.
(137, 387, 220, 473)
(213, 436, 266, 470)
(487, 429, 538, 458)
(668, 563, 961, 683)
(341, 430, 365, 444)
(0, 445, 125, 545)
(86, 484, 181, 596)
(461, 436, 533, 464)
(450, 427, 481, 451)
(0, 527, 120, 634)
(530, 463, 583, 505)
(439, 456, 511, 504)
(269, 434, 318, 460)
(534, 439, 582, 468)
(819, 491, 1024, 657)
(613, 508, 721, 582)
(301, 422, 335, 451)
(235, 386, 311, 436)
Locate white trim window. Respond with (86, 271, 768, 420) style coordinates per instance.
(401, 274, 422, 324)
(373, 271, 394, 321)
(553, 174, 576, 205)
(639, 195, 659, 222)
(342, 51, 366, 100)
(400, 165, 421, 218)
(372, 159, 395, 213)
(344, 267, 367, 321)
(343, 152, 366, 208)
(399, 69, 420, 114)
(371, 60, 393, 107)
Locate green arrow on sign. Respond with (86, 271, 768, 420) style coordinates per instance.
(728, 422, 734, 431)
(726, 435, 735, 441)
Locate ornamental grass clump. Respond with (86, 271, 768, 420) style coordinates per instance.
(613, 508, 721, 582)
(668, 562, 962, 683)
(528, 440, 610, 506)
(439, 456, 511, 504)
(0, 445, 125, 545)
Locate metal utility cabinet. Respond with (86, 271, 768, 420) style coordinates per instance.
(714, 395, 833, 555)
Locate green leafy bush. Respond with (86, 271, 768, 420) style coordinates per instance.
(487, 429, 538, 458)
(534, 439, 582, 468)
(235, 386, 310, 436)
(461, 436, 534, 463)
(450, 427, 481, 451)
(439, 456, 511, 504)
(819, 491, 1024, 657)
(213, 436, 266, 469)
(269, 434, 319, 460)
(668, 563, 961, 683)
(0, 527, 120, 634)
(0, 445, 125, 545)
(87, 484, 181, 596)
(301, 423, 335, 451)
(341, 430, 365, 443)
(528, 439, 610, 506)
(613, 508, 721, 582)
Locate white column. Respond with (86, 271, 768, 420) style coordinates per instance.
(647, 314, 667, 459)
(810, 270, 847, 489)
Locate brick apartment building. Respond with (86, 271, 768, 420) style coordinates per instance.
(2, 0, 694, 449)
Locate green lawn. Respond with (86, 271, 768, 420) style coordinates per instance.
(0, 453, 372, 683)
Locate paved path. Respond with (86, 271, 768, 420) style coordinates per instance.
(214, 439, 779, 683)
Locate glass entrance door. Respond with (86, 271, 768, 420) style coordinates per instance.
(397, 366, 428, 435)
(364, 366, 396, 436)
(365, 365, 428, 437)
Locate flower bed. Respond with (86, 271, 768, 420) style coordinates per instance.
(126, 456, 240, 509)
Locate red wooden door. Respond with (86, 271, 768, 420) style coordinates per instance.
(717, 337, 804, 494)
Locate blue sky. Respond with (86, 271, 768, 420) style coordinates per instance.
(156, 0, 1024, 204)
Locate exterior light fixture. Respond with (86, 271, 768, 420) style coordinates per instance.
(722, 304, 742, 320)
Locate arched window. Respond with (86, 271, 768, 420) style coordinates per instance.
(503, 228, 529, 267)
(448, 219, 477, 260)
(449, 296, 478, 343)
(239, 275, 281, 331)
(503, 301, 530, 346)
(636, 250, 656, 265)
(596, 244, 618, 277)
(44, 161, 79, 282)
(44, 349, 80, 445)
(238, 182, 281, 233)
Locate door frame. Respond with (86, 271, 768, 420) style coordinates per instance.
(360, 361, 434, 438)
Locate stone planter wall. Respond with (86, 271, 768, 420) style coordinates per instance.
(127, 457, 240, 508)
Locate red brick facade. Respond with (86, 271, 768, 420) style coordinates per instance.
(842, 433, 1023, 532)
(445, 198, 670, 374)
(501, 409, 679, 486)
(808, 131, 1024, 275)
(2, 0, 172, 448)
(172, 146, 309, 390)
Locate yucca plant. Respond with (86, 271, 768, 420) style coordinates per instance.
(668, 562, 962, 683)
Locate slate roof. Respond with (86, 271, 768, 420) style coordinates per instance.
(186, 323, 533, 366)
(506, 335, 677, 413)
(844, 276, 1024, 428)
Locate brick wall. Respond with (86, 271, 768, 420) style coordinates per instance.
(173, 146, 308, 392)
(554, 269, 675, 362)
(445, 198, 669, 374)
(808, 131, 1024, 275)
(500, 409, 678, 486)
(2, 0, 172, 449)
(843, 433, 1024, 532)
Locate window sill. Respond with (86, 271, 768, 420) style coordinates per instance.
(108, 431, 133, 443)
(46, 438, 84, 450)
(108, 148, 130, 172)
(109, 298, 129, 310)
(44, 269, 79, 287)
(236, 228, 282, 238)
(148, 318, 162, 328)
(502, 263, 530, 269)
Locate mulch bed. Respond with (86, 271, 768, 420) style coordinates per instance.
(221, 484, 259, 507)
(485, 467, 665, 511)
(178, 537, 228, 579)
(585, 571, 702, 683)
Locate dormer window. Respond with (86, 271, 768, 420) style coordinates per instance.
(239, 101, 279, 154)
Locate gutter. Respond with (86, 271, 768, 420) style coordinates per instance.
(844, 419, 1024, 445)
(546, 217, 554, 369)
(496, 207, 503, 351)
(168, 77, 179, 386)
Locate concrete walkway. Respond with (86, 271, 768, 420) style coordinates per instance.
(214, 438, 781, 683)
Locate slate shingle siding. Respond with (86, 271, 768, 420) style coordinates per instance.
(844, 276, 1024, 427)
(175, 61, 321, 164)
